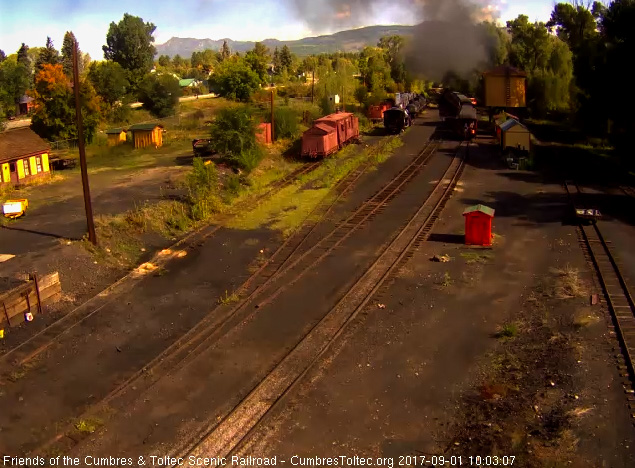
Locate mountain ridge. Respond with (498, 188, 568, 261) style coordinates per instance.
(155, 25, 415, 58)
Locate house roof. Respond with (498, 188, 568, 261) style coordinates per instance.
(19, 95, 34, 104)
(179, 78, 198, 87)
(499, 118, 528, 132)
(483, 65, 527, 77)
(128, 123, 164, 132)
(0, 127, 50, 164)
(105, 128, 126, 135)
(463, 204, 495, 217)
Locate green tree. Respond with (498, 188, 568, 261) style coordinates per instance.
(280, 45, 294, 74)
(0, 50, 6, 63)
(61, 32, 78, 77)
(220, 40, 231, 61)
(172, 54, 186, 70)
(378, 35, 406, 83)
(272, 47, 282, 74)
(245, 42, 270, 83)
(0, 60, 30, 116)
(138, 73, 181, 117)
(103, 13, 157, 89)
(158, 55, 171, 67)
(209, 57, 261, 102)
(35, 37, 60, 72)
(481, 21, 509, 67)
(17, 43, 29, 68)
(30, 63, 101, 142)
(87, 61, 129, 106)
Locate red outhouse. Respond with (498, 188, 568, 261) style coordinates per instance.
(463, 204, 495, 246)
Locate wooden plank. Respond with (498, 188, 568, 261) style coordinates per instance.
(5, 283, 62, 320)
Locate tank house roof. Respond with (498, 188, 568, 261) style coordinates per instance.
(483, 65, 527, 77)
(105, 128, 127, 135)
(463, 204, 495, 217)
(128, 123, 164, 132)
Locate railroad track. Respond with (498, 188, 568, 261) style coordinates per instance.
(27, 139, 439, 457)
(171, 141, 467, 462)
(27, 141, 440, 454)
(564, 181, 635, 389)
(0, 161, 321, 372)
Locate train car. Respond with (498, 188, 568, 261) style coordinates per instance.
(301, 112, 360, 159)
(439, 90, 478, 140)
(384, 107, 412, 134)
(368, 102, 391, 122)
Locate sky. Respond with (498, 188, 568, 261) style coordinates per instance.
(0, 0, 556, 60)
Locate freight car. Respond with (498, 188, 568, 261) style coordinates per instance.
(368, 102, 392, 122)
(439, 90, 478, 140)
(384, 107, 412, 134)
(301, 112, 360, 158)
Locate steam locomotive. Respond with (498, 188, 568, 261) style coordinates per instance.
(438, 90, 478, 140)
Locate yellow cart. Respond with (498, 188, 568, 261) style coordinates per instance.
(2, 199, 29, 219)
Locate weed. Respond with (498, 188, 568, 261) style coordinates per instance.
(75, 418, 102, 434)
(225, 174, 242, 197)
(440, 271, 453, 287)
(496, 323, 519, 339)
(8, 368, 26, 382)
(218, 290, 240, 305)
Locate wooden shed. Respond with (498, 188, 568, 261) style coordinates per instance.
(483, 65, 527, 108)
(128, 124, 164, 149)
(0, 127, 51, 187)
(498, 118, 531, 153)
(105, 128, 127, 146)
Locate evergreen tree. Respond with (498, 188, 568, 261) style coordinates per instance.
(17, 43, 29, 68)
(0, 50, 6, 63)
(280, 45, 293, 74)
(158, 55, 171, 67)
(220, 40, 231, 61)
(36, 37, 60, 71)
(61, 31, 78, 77)
(272, 47, 282, 74)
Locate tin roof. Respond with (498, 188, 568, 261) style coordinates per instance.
(315, 112, 355, 122)
(0, 127, 50, 164)
(499, 118, 528, 132)
(463, 204, 495, 217)
(128, 123, 164, 131)
(179, 78, 198, 87)
(306, 123, 336, 135)
(105, 127, 126, 135)
(483, 65, 527, 77)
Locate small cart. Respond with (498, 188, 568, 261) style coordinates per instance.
(574, 207, 602, 223)
(2, 199, 29, 219)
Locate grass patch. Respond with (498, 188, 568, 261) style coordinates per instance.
(226, 135, 403, 235)
(8, 368, 27, 382)
(460, 251, 494, 264)
(218, 290, 240, 305)
(74, 417, 102, 434)
(552, 265, 584, 299)
(439, 271, 453, 287)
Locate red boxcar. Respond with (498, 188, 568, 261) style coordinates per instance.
(368, 103, 391, 121)
(302, 112, 359, 159)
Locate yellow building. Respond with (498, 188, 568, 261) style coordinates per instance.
(0, 127, 51, 186)
(128, 123, 164, 149)
(105, 128, 127, 146)
(498, 118, 532, 153)
(483, 65, 527, 108)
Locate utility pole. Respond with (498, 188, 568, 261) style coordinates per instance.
(73, 39, 96, 245)
(270, 89, 275, 142)
(311, 68, 315, 104)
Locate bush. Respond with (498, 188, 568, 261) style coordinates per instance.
(319, 96, 335, 116)
(186, 157, 218, 203)
(267, 107, 299, 139)
(232, 147, 264, 173)
(138, 74, 182, 118)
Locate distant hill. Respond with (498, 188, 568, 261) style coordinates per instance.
(155, 25, 415, 58)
